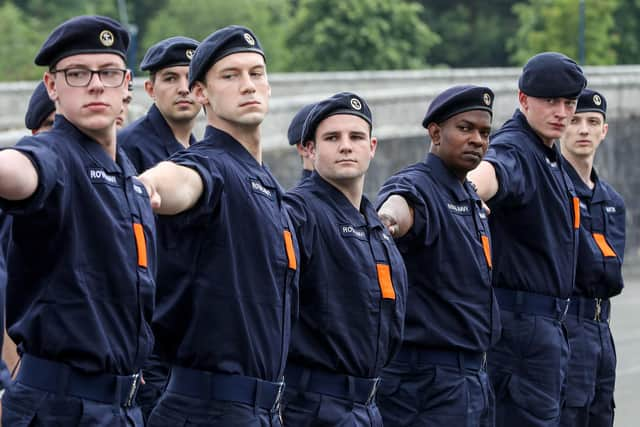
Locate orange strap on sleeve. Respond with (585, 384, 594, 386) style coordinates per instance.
(376, 263, 396, 300)
(573, 197, 581, 229)
(132, 223, 148, 268)
(283, 230, 297, 270)
(481, 235, 492, 269)
(592, 233, 617, 257)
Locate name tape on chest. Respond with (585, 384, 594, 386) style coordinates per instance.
(249, 179, 274, 199)
(340, 224, 367, 241)
(447, 202, 470, 215)
(89, 168, 117, 184)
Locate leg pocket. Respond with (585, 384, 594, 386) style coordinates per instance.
(1, 383, 46, 427)
(509, 317, 566, 420)
(281, 388, 320, 427)
(2, 403, 38, 427)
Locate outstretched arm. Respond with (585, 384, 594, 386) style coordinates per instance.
(138, 161, 204, 215)
(0, 150, 39, 201)
(467, 160, 499, 202)
(378, 194, 414, 239)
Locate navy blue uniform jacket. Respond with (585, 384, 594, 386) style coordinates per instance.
(285, 173, 407, 377)
(377, 153, 500, 352)
(152, 126, 299, 382)
(563, 160, 625, 298)
(0, 116, 156, 375)
(484, 110, 580, 298)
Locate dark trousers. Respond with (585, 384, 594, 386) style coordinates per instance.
(280, 364, 383, 427)
(136, 352, 170, 423)
(147, 391, 281, 427)
(559, 315, 616, 427)
(488, 310, 569, 427)
(377, 353, 493, 426)
(281, 388, 382, 427)
(1, 381, 143, 427)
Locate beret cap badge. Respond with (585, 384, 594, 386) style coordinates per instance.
(350, 98, 362, 110)
(186, 49, 194, 60)
(483, 93, 492, 106)
(243, 33, 256, 46)
(99, 30, 115, 47)
(593, 94, 602, 106)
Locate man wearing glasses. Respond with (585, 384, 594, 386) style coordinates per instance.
(0, 16, 156, 426)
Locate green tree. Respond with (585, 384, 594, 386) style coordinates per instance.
(14, 0, 119, 32)
(141, 0, 291, 72)
(613, 0, 640, 64)
(508, 0, 620, 65)
(0, 1, 46, 81)
(287, 0, 439, 71)
(418, 0, 519, 67)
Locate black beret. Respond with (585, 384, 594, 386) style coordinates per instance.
(287, 103, 316, 146)
(518, 52, 586, 99)
(422, 85, 494, 128)
(301, 92, 372, 143)
(140, 36, 199, 73)
(24, 82, 55, 131)
(189, 25, 264, 89)
(35, 15, 130, 67)
(575, 88, 607, 119)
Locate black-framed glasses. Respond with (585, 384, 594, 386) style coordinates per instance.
(51, 68, 127, 88)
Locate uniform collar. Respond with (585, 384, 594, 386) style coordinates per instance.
(424, 153, 477, 202)
(590, 169, 610, 203)
(563, 159, 610, 203)
(54, 115, 135, 176)
(308, 172, 381, 230)
(511, 110, 560, 160)
(147, 104, 196, 152)
(203, 125, 264, 168)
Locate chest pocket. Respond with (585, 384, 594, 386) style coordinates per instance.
(468, 198, 492, 271)
(129, 179, 155, 271)
(283, 229, 297, 270)
(369, 230, 396, 301)
(590, 203, 618, 258)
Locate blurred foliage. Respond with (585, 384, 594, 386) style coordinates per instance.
(1, 0, 638, 82)
(509, 0, 620, 65)
(141, 0, 291, 72)
(417, 0, 519, 67)
(286, 0, 439, 71)
(0, 1, 46, 80)
(613, 0, 640, 64)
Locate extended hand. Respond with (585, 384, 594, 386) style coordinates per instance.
(137, 175, 161, 210)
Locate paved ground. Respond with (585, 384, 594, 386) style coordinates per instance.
(610, 274, 640, 426)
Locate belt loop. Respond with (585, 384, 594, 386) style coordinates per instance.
(253, 378, 262, 416)
(411, 347, 420, 368)
(55, 361, 71, 396)
(346, 376, 356, 409)
(298, 367, 311, 391)
(114, 376, 123, 411)
(514, 291, 524, 307)
(457, 352, 465, 373)
(514, 291, 525, 317)
(577, 297, 584, 323)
